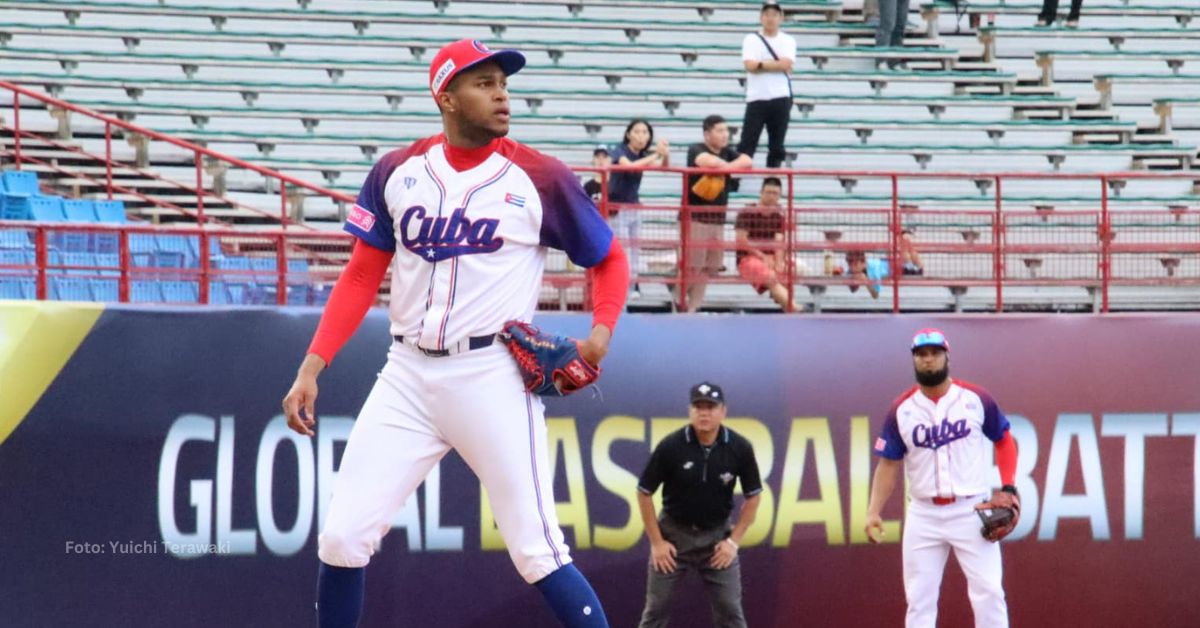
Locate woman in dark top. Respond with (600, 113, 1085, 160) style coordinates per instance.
(609, 119, 669, 299)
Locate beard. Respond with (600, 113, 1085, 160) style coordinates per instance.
(914, 365, 949, 387)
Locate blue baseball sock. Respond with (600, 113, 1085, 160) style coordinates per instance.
(316, 562, 365, 628)
(533, 563, 609, 627)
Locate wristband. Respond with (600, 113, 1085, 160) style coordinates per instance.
(725, 538, 738, 549)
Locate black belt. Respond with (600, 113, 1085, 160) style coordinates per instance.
(393, 334, 495, 358)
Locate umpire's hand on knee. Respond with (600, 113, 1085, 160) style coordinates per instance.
(651, 539, 677, 574)
(708, 538, 737, 570)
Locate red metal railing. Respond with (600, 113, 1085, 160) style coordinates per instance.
(3, 82, 1199, 311)
(1, 81, 356, 225)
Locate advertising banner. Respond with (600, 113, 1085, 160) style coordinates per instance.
(2, 303, 1198, 627)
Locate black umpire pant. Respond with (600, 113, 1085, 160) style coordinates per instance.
(736, 96, 791, 168)
(638, 516, 746, 628)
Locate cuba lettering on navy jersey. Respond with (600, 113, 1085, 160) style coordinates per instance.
(873, 379, 1010, 499)
(343, 134, 613, 352)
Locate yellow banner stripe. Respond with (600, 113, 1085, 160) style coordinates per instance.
(0, 301, 103, 446)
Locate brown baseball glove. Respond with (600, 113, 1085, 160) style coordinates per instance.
(975, 486, 1020, 542)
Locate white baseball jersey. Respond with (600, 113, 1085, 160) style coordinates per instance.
(320, 135, 614, 585)
(873, 379, 1011, 499)
(344, 134, 613, 352)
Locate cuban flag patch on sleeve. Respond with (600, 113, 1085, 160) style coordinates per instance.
(874, 437, 887, 452)
(504, 192, 526, 207)
(347, 204, 376, 232)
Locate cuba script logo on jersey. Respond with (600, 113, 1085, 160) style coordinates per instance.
(912, 418, 971, 450)
(400, 205, 503, 262)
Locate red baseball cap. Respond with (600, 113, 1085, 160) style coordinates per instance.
(428, 39, 525, 101)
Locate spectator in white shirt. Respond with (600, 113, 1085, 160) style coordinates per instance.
(736, 1, 796, 168)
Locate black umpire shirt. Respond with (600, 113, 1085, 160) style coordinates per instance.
(637, 425, 763, 530)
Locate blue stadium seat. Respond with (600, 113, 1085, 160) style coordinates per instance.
(185, 236, 222, 268)
(285, 258, 313, 305)
(286, 285, 311, 305)
(157, 234, 196, 268)
(0, 278, 35, 300)
(217, 255, 252, 279)
(0, 249, 27, 271)
(311, 284, 333, 306)
(2, 194, 33, 220)
(94, 200, 127, 223)
(92, 200, 126, 253)
(50, 276, 92, 301)
(60, 200, 97, 251)
(129, 233, 158, 267)
(0, 229, 31, 249)
(160, 280, 199, 303)
(95, 253, 120, 277)
(62, 252, 96, 276)
(29, 196, 66, 222)
(130, 280, 162, 303)
(250, 256, 278, 281)
(208, 281, 230, 305)
(94, 232, 119, 255)
(90, 278, 119, 302)
(62, 200, 97, 222)
(89, 252, 122, 301)
(1, 171, 39, 196)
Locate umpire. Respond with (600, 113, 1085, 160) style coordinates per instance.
(636, 382, 763, 628)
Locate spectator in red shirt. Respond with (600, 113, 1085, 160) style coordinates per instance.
(734, 177, 800, 311)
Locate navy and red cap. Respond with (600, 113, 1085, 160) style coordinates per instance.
(428, 39, 526, 100)
(910, 328, 950, 352)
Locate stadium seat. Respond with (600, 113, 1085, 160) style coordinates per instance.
(129, 234, 158, 267)
(0, 249, 28, 272)
(130, 280, 162, 303)
(62, 199, 97, 222)
(310, 284, 333, 306)
(286, 285, 311, 305)
(89, 278, 119, 302)
(50, 276, 92, 301)
(157, 234, 197, 267)
(89, 200, 125, 253)
(186, 236, 222, 267)
(0, 278, 35, 300)
(160, 280, 199, 303)
(93, 200, 127, 223)
(208, 281, 230, 305)
(30, 196, 66, 222)
(250, 256, 277, 275)
(0, 229, 31, 249)
(1, 171, 39, 196)
(216, 256, 257, 301)
(60, 200, 97, 251)
(62, 252, 96, 276)
(95, 253, 120, 276)
(2, 194, 33, 220)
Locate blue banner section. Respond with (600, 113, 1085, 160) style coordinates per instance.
(3, 307, 1200, 627)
